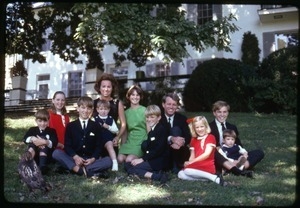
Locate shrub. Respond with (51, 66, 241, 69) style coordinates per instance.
(251, 46, 298, 114)
(183, 58, 257, 112)
(241, 31, 261, 68)
(10, 60, 28, 77)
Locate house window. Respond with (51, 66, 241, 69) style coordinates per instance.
(197, 4, 213, 25)
(156, 63, 170, 77)
(146, 63, 171, 78)
(36, 74, 50, 99)
(68, 72, 83, 97)
(274, 33, 298, 50)
(263, 31, 298, 58)
(106, 63, 129, 79)
(37, 74, 50, 81)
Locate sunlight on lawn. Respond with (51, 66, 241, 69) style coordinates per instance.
(111, 184, 170, 203)
(265, 192, 296, 205)
(288, 146, 297, 153)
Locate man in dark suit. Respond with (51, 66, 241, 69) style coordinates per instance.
(209, 100, 264, 177)
(159, 93, 191, 174)
(52, 96, 112, 178)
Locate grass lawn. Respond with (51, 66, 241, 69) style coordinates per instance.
(2, 111, 298, 206)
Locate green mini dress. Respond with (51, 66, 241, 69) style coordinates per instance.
(119, 105, 147, 157)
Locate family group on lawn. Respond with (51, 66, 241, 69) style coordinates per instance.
(22, 73, 264, 186)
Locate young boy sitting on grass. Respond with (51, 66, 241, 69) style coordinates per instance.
(23, 109, 58, 175)
(124, 105, 169, 184)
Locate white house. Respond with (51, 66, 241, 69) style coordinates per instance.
(4, 4, 299, 105)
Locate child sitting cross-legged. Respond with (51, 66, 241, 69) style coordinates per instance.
(124, 105, 169, 184)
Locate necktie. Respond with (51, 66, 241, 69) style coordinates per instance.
(221, 122, 226, 131)
(168, 117, 172, 128)
(83, 121, 86, 131)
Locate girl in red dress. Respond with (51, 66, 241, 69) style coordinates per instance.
(48, 91, 70, 150)
(178, 116, 225, 186)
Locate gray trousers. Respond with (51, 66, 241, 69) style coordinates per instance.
(52, 149, 112, 174)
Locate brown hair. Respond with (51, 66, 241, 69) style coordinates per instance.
(94, 73, 119, 98)
(96, 99, 111, 109)
(222, 129, 236, 140)
(77, 96, 94, 108)
(35, 109, 50, 121)
(50, 91, 67, 115)
(162, 92, 180, 105)
(212, 100, 230, 112)
(126, 85, 144, 100)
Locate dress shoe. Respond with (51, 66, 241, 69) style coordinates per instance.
(241, 170, 254, 178)
(217, 174, 227, 186)
(160, 173, 168, 184)
(93, 171, 110, 179)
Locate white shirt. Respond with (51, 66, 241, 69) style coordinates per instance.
(79, 118, 88, 129)
(215, 119, 227, 145)
(165, 114, 174, 128)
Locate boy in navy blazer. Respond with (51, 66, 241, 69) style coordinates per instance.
(23, 109, 58, 175)
(209, 100, 264, 177)
(52, 96, 112, 178)
(124, 105, 169, 184)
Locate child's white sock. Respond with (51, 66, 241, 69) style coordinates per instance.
(112, 159, 118, 171)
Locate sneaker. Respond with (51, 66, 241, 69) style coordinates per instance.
(112, 163, 118, 171)
(236, 156, 247, 169)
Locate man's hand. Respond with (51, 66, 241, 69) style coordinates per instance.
(73, 155, 85, 167)
(171, 143, 181, 149)
(83, 158, 95, 166)
(170, 136, 185, 149)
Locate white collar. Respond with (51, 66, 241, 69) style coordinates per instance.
(99, 115, 108, 119)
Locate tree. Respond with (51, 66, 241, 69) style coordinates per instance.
(241, 31, 261, 67)
(6, 2, 50, 63)
(6, 3, 239, 68)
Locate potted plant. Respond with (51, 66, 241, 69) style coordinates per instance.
(10, 60, 28, 89)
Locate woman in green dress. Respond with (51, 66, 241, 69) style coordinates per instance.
(118, 85, 148, 163)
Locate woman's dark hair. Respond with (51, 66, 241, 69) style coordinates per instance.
(126, 85, 144, 100)
(94, 73, 119, 98)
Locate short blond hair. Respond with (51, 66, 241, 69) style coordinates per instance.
(145, 105, 161, 117)
(189, 116, 211, 137)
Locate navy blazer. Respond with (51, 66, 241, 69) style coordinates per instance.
(141, 122, 169, 171)
(23, 126, 58, 149)
(159, 112, 191, 145)
(64, 119, 103, 159)
(209, 120, 242, 147)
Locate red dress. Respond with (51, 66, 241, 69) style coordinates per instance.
(48, 110, 70, 150)
(184, 134, 216, 174)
